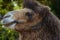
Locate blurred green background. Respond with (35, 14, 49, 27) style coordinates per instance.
(0, 0, 60, 40)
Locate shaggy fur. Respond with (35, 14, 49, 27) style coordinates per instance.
(18, 0, 60, 40)
(1, 0, 60, 40)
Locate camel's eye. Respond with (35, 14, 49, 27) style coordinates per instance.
(26, 12, 33, 16)
(25, 12, 33, 20)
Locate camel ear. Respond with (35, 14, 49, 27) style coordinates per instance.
(23, 0, 51, 18)
(38, 6, 51, 17)
(23, 0, 38, 10)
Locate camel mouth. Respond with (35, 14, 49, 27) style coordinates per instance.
(4, 22, 15, 27)
(2, 21, 16, 29)
(1, 19, 16, 27)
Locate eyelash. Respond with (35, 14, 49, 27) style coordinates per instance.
(26, 12, 33, 20)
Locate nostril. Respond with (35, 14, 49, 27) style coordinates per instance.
(4, 15, 11, 18)
(1, 18, 15, 25)
(3, 20, 7, 24)
(1, 20, 7, 24)
(1, 19, 10, 24)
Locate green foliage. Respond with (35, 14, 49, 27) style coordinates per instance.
(38, 0, 60, 18)
(0, 0, 20, 40)
(0, 27, 19, 40)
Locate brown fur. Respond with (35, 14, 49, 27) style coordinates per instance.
(16, 0, 60, 40)
(2, 0, 60, 40)
(15, 0, 60, 40)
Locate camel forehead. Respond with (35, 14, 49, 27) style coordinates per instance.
(14, 8, 33, 14)
(5, 8, 32, 16)
(10, 8, 33, 20)
(20, 8, 33, 12)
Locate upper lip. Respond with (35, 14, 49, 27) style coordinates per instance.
(1, 19, 15, 25)
(1, 20, 16, 26)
